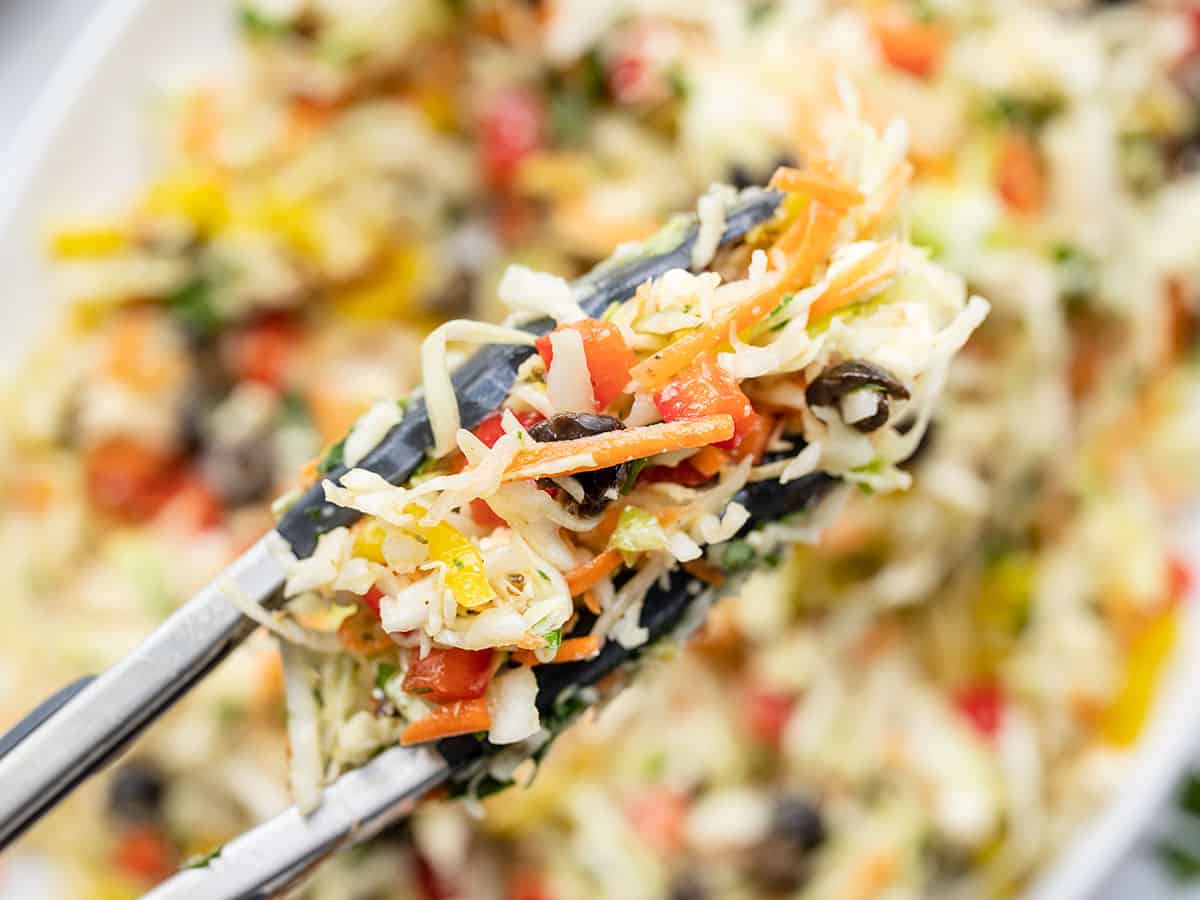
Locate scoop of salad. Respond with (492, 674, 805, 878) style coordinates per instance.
(270, 104, 989, 812)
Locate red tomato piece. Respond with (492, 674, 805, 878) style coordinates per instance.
(956, 681, 1005, 739)
(403, 647, 495, 703)
(228, 314, 301, 389)
(481, 88, 544, 187)
(653, 356, 757, 449)
(744, 686, 795, 747)
(536, 320, 640, 412)
(114, 826, 176, 883)
(625, 788, 689, 854)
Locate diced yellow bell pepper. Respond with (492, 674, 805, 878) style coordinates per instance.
(405, 505, 495, 609)
(141, 170, 230, 236)
(49, 225, 128, 258)
(333, 244, 432, 323)
(354, 519, 388, 565)
(239, 192, 320, 259)
(1102, 607, 1178, 747)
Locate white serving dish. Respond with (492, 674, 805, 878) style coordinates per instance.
(1, 1, 1197, 897)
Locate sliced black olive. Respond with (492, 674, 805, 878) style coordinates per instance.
(668, 872, 708, 900)
(201, 437, 276, 507)
(746, 795, 827, 892)
(108, 759, 166, 824)
(804, 360, 910, 433)
(771, 795, 828, 852)
(527, 413, 628, 517)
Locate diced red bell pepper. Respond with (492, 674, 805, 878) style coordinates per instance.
(535, 320, 640, 412)
(158, 472, 224, 531)
(470, 410, 543, 527)
(744, 686, 795, 747)
(625, 788, 689, 854)
(653, 356, 757, 450)
(639, 462, 713, 487)
(114, 826, 177, 883)
(1168, 554, 1193, 605)
(473, 409, 544, 448)
(481, 88, 544, 187)
(227, 314, 301, 389)
(509, 871, 556, 900)
(362, 585, 384, 617)
(403, 647, 495, 703)
(956, 681, 1005, 739)
(86, 439, 181, 522)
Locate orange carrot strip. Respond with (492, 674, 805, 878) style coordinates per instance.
(513, 635, 604, 667)
(630, 203, 842, 391)
(400, 697, 490, 745)
(582, 589, 603, 616)
(691, 446, 730, 478)
(566, 548, 623, 597)
(808, 241, 902, 323)
(504, 416, 734, 482)
(770, 166, 864, 210)
(682, 559, 726, 588)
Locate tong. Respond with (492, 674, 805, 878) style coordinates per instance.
(0, 188, 838, 897)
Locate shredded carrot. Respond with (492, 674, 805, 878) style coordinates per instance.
(996, 132, 1046, 216)
(582, 589, 603, 616)
(682, 559, 726, 588)
(504, 416, 734, 482)
(769, 166, 864, 210)
(513, 635, 603, 667)
(690, 446, 730, 478)
(873, 11, 949, 78)
(808, 240, 902, 323)
(630, 202, 842, 391)
(566, 548, 624, 597)
(400, 697, 491, 745)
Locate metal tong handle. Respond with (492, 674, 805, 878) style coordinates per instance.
(0, 533, 290, 848)
(143, 744, 449, 900)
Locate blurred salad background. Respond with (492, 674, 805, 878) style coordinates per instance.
(2, 1, 1200, 899)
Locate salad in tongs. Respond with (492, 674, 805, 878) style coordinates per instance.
(270, 106, 989, 811)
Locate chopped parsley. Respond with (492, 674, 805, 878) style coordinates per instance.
(238, 6, 292, 39)
(544, 628, 563, 651)
(167, 276, 221, 340)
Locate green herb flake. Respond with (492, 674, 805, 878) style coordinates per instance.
(544, 628, 563, 651)
(720, 540, 756, 573)
(183, 845, 224, 870)
(375, 663, 398, 692)
(167, 276, 221, 339)
(622, 457, 651, 494)
(316, 437, 346, 475)
(238, 5, 292, 39)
